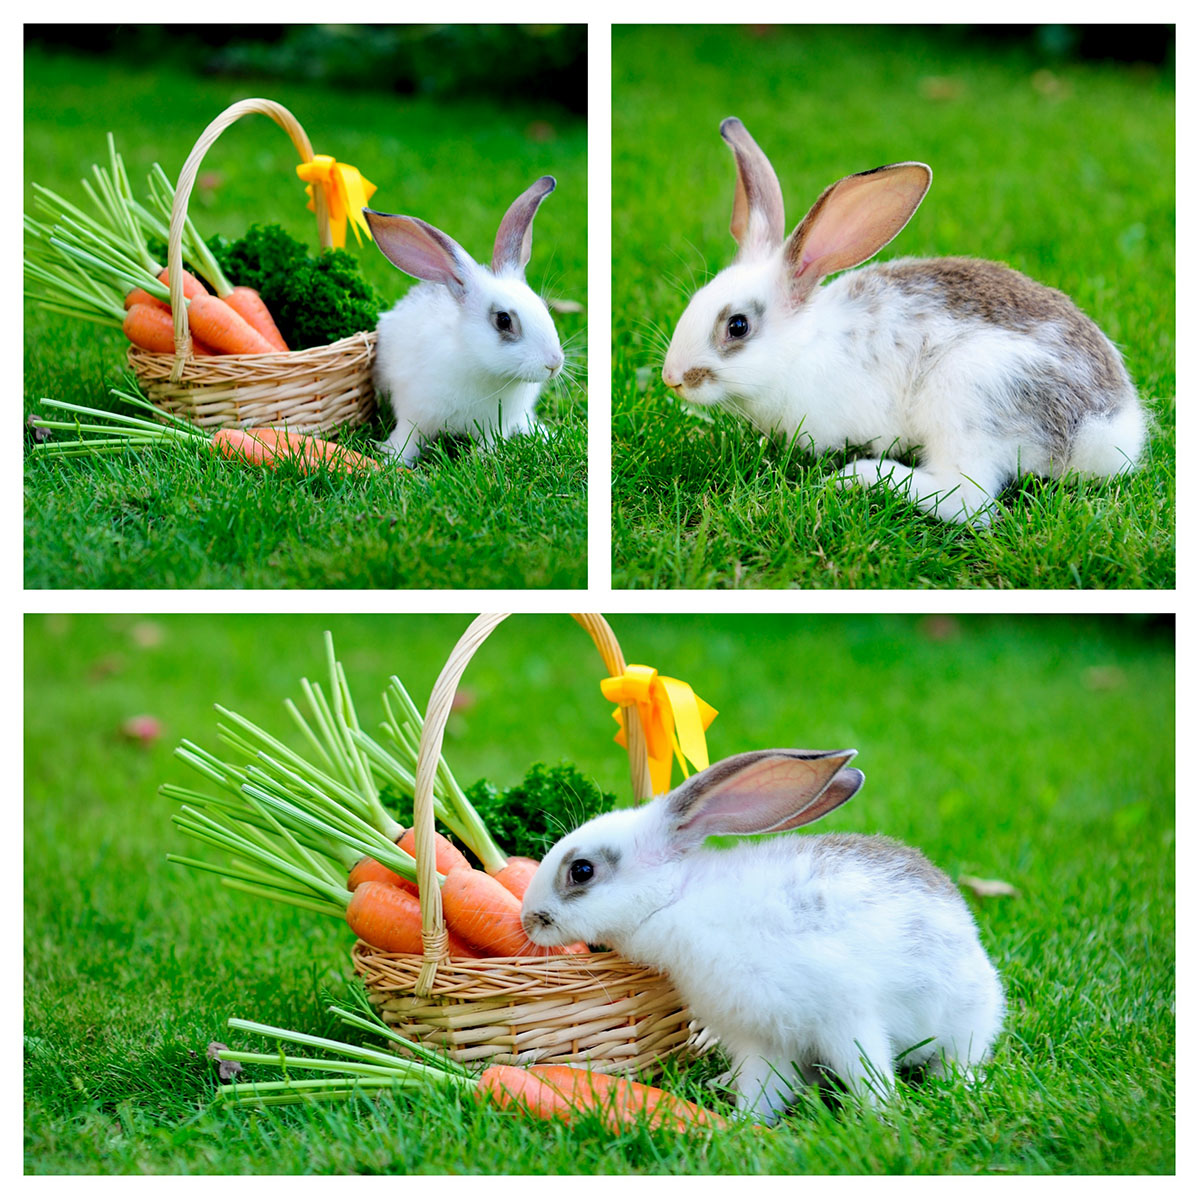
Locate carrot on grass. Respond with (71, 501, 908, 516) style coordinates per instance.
(527, 1064, 730, 1132)
(212, 428, 382, 475)
(346, 880, 478, 957)
(479, 1063, 730, 1133)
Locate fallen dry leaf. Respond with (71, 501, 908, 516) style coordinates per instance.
(959, 875, 1019, 899)
(207, 1041, 243, 1083)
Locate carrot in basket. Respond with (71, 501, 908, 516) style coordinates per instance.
(347, 853, 413, 894)
(439, 866, 534, 957)
(397, 827, 473, 876)
(155, 266, 210, 301)
(211, 428, 381, 474)
(185, 292, 276, 355)
(122, 303, 217, 355)
(490, 855, 540, 901)
(123, 287, 169, 312)
(346, 880, 479, 957)
(222, 285, 289, 351)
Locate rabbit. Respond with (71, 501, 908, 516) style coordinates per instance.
(521, 748, 1005, 1121)
(363, 176, 564, 466)
(661, 117, 1146, 524)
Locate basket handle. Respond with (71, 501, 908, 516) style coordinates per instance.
(165, 98, 331, 381)
(410, 614, 652, 994)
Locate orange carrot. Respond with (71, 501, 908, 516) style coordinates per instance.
(479, 1063, 729, 1133)
(156, 266, 209, 301)
(347, 854, 415, 894)
(528, 1065, 730, 1132)
(440, 866, 584, 957)
(123, 287, 169, 312)
(398, 827, 472, 876)
(210, 428, 382, 475)
(222, 286, 289, 351)
(346, 880, 478, 957)
(185, 292, 275, 355)
(122, 303, 217, 355)
(440, 866, 534, 957)
(490, 855, 540, 901)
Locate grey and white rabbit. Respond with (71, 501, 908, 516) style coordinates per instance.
(521, 749, 1005, 1121)
(661, 118, 1145, 523)
(364, 177, 564, 466)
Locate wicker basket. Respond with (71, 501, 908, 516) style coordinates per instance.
(351, 613, 704, 1077)
(128, 97, 377, 434)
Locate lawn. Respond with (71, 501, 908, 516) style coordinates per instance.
(611, 25, 1175, 589)
(23, 42, 587, 589)
(24, 612, 1175, 1173)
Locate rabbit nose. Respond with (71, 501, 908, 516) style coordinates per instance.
(662, 363, 683, 390)
(545, 351, 564, 375)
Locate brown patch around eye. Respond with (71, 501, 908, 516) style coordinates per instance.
(683, 367, 716, 388)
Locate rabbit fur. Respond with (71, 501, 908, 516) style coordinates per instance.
(661, 118, 1145, 524)
(521, 749, 1005, 1120)
(365, 177, 564, 466)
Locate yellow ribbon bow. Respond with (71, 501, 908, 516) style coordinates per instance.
(296, 155, 377, 248)
(601, 665, 718, 796)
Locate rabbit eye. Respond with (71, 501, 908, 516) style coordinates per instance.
(727, 313, 750, 339)
(494, 311, 513, 332)
(567, 859, 595, 886)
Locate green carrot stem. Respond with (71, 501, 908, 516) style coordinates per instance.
(224, 1017, 463, 1084)
(218, 877, 348, 918)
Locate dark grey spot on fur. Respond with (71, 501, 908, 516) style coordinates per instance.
(683, 367, 716, 387)
(879, 257, 1129, 394)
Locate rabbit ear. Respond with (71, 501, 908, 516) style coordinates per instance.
(492, 175, 556, 276)
(720, 117, 785, 259)
(664, 749, 860, 847)
(758, 768, 864, 831)
(363, 209, 474, 301)
(781, 162, 931, 304)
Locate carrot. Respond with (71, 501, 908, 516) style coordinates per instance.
(156, 265, 209, 301)
(528, 1065, 730, 1132)
(222, 285, 289, 351)
(211, 428, 382, 475)
(346, 880, 478, 957)
(397, 827, 472, 876)
(123, 286, 169, 312)
(479, 1064, 729, 1133)
(185, 291, 275, 355)
(490, 855, 540, 901)
(347, 854, 415, 894)
(439, 866, 534, 957)
(122, 303, 217, 355)
(439, 866, 585, 957)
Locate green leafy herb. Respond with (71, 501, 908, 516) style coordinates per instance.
(208, 223, 384, 350)
(465, 763, 615, 861)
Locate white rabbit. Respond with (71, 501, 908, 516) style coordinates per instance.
(521, 749, 1005, 1121)
(662, 118, 1146, 524)
(364, 177, 564, 466)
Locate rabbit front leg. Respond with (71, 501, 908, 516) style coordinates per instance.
(836, 457, 1002, 526)
(727, 1049, 808, 1122)
(381, 417, 427, 468)
(821, 1032, 897, 1107)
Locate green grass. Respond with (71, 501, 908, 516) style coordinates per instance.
(23, 45, 587, 589)
(612, 26, 1175, 589)
(25, 613, 1175, 1173)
